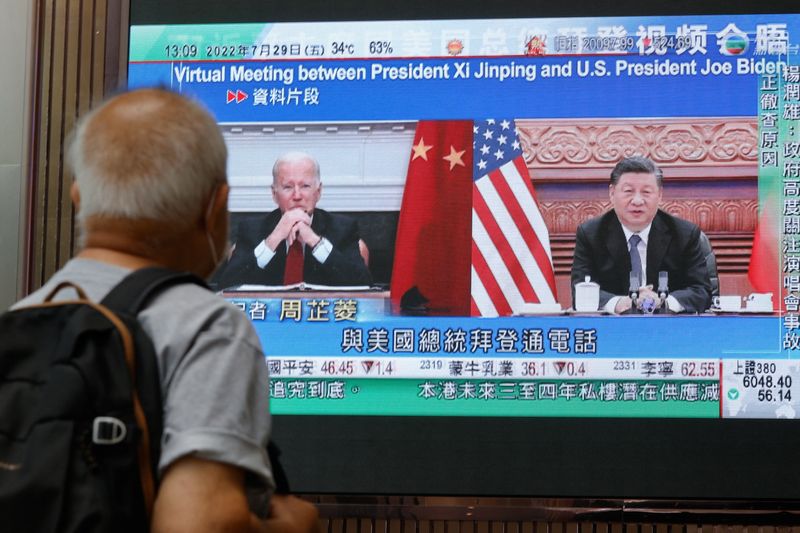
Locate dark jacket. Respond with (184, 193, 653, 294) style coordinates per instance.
(571, 209, 712, 313)
(217, 208, 372, 288)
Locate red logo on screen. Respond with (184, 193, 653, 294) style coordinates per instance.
(226, 89, 248, 104)
(447, 39, 464, 56)
(525, 35, 546, 56)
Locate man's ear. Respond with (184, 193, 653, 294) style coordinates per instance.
(70, 182, 81, 211)
(205, 183, 229, 230)
(313, 180, 323, 207)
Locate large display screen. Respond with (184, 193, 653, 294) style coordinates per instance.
(128, 0, 800, 498)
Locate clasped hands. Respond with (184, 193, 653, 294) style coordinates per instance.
(264, 208, 321, 252)
(614, 285, 664, 314)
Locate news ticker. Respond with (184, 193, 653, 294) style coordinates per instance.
(262, 357, 797, 418)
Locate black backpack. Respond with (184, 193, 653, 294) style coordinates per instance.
(0, 267, 205, 533)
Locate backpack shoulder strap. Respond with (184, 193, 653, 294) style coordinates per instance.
(101, 267, 208, 315)
(98, 266, 207, 516)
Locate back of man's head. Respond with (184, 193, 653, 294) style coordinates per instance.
(67, 88, 227, 236)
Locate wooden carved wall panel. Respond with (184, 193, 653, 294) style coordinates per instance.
(661, 199, 758, 233)
(708, 124, 759, 162)
(518, 118, 760, 283)
(539, 200, 758, 235)
(517, 118, 757, 170)
(542, 201, 608, 235)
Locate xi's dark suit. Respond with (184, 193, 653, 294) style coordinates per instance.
(571, 209, 711, 313)
(217, 208, 372, 288)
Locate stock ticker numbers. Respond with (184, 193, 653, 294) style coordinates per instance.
(266, 356, 723, 381)
(239, 294, 800, 417)
(723, 360, 800, 418)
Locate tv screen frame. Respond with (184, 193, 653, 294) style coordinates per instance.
(123, 0, 800, 500)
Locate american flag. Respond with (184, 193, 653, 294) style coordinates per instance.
(471, 118, 557, 316)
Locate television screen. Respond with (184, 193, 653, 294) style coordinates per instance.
(128, 1, 800, 498)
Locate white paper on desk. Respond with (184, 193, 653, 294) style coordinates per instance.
(226, 283, 301, 292)
(302, 283, 372, 291)
(228, 283, 371, 291)
(516, 303, 563, 315)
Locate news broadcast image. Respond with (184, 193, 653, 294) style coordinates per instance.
(129, 13, 800, 420)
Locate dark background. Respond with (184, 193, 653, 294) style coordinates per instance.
(131, 0, 800, 499)
(131, 0, 799, 24)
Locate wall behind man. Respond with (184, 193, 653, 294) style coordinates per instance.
(0, 0, 34, 309)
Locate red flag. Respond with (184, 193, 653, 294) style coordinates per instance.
(390, 121, 473, 315)
(391, 119, 558, 316)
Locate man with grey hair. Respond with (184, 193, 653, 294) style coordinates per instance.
(12, 88, 318, 532)
(571, 155, 711, 314)
(217, 151, 371, 288)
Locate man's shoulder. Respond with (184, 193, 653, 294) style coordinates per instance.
(230, 210, 283, 248)
(11, 259, 128, 310)
(577, 210, 616, 234)
(236, 210, 281, 232)
(145, 282, 250, 326)
(576, 210, 700, 237)
(137, 280, 263, 357)
(654, 209, 700, 236)
(315, 209, 359, 233)
(9, 261, 255, 350)
(316, 208, 352, 222)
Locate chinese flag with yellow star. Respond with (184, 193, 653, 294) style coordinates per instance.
(392, 119, 557, 317)
(390, 121, 473, 315)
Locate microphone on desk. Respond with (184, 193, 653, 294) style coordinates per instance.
(658, 271, 669, 312)
(628, 271, 640, 314)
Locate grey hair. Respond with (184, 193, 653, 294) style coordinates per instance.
(610, 156, 663, 188)
(66, 88, 227, 232)
(271, 151, 320, 184)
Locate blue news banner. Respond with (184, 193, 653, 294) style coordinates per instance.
(232, 303, 782, 359)
(128, 53, 780, 122)
(226, 295, 797, 418)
